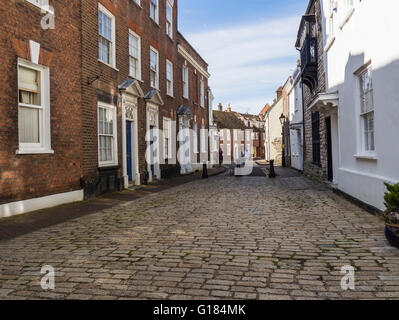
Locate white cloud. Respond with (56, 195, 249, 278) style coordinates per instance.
(185, 15, 301, 114)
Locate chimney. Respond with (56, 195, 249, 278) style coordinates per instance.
(227, 104, 231, 112)
(297, 59, 301, 67)
(217, 103, 223, 111)
(276, 87, 283, 100)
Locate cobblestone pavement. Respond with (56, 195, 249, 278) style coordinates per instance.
(1, 172, 399, 300)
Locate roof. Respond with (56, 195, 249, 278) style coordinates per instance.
(234, 112, 261, 121)
(213, 111, 247, 130)
(177, 105, 193, 117)
(259, 104, 271, 116)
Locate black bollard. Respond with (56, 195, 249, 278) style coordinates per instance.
(202, 163, 208, 179)
(269, 160, 276, 178)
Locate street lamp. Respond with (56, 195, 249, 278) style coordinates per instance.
(279, 113, 286, 126)
(279, 114, 286, 167)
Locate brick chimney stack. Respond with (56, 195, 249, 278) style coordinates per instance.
(218, 103, 223, 111)
(227, 104, 231, 112)
(276, 87, 283, 100)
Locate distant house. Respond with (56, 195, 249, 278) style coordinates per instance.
(261, 89, 284, 165)
(233, 112, 266, 159)
(213, 105, 249, 164)
(287, 61, 304, 172)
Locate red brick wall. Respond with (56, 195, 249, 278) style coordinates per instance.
(0, 0, 83, 204)
(0, 0, 211, 204)
(176, 32, 210, 165)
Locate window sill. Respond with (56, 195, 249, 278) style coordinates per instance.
(166, 94, 175, 99)
(128, 75, 143, 83)
(339, 8, 355, 30)
(150, 18, 160, 28)
(98, 59, 119, 72)
(98, 163, 119, 170)
(354, 153, 378, 161)
(132, 1, 142, 10)
(24, 0, 54, 13)
(167, 34, 174, 43)
(324, 36, 336, 52)
(16, 148, 54, 155)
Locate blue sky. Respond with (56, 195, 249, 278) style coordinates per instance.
(178, 0, 309, 114)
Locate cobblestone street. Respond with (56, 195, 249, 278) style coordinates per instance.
(1, 169, 399, 300)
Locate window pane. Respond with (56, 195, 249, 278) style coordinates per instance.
(150, 50, 157, 70)
(19, 107, 40, 143)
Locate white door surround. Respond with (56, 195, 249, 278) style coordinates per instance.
(146, 103, 160, 182)
(119, 79, 144, 188)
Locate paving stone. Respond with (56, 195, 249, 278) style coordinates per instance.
(0, 174, 398, 300)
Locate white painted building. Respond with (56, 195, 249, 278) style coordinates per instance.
(287, 64, 304, 171)
(319, 0, 399, 211)
(263, 96, 284, 165)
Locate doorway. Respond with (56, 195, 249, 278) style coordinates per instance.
(326, 117, 333, 182)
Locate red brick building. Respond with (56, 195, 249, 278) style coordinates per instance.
(0, 0, 211, 217)
(176, 32, 210, 173)
(0, 0, 84, 217)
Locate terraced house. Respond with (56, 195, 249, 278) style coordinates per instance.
(0, 0, 211, 218)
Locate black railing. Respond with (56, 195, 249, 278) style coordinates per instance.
(300, 35, 317, 71)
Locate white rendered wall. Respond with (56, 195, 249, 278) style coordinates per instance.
(321, 0, 399, 210)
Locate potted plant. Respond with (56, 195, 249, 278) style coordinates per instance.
(383, 182, 399, 248)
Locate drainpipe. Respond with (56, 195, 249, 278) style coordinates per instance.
(296, 47, 306, 173)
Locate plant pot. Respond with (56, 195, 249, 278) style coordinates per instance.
(385, 224, 399, 248)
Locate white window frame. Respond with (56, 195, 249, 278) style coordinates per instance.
(134, 0, 141, 6)
(193, 122, 198, 154)
(128, 30, 141, 80)
(182, 64, 189, 99)
(17, 58, 53, 155)
(200, 78, 205, 108)
(163, 117, 172, 160)
(328, 0, 335, 40)
(357, 66, 375, 153)
(25, 0, 52, 12)
(98, 102, 118, 167)
(166, 60, 174, 97)
(150, 47, 159, 89)
(98, 3, 116, 68)
(150, 0, 159, 24)
(340, 0, 355, 30)
(166, 0, 173, 39)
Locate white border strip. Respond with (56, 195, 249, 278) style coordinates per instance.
(0, 190, 84, 219)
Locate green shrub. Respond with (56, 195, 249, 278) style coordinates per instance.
(384, 182, 399, 225)
(384, 182, 399, 213)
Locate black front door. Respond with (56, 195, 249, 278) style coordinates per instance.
(326, 117, 333, 182)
